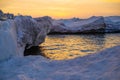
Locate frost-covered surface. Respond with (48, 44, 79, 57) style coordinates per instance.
(51, 16, 106, 33)
(0, 46, 120, 80)
(15, 16, 52, 52)
(0, 20, 18, 61)
(50, 16, 120, 33)
(0, 16, 52, 61)
(104, 16, 120, 32)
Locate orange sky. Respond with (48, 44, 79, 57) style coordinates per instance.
(0, 0, 120, 19)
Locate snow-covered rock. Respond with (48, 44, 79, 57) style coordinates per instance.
(0, 10, 14, 21)
(34, 16, 52, 34)
(0, 46, 119, 80)
(104, 16, 120, 32)
(50, 16, 120, 33)
(15, 16, 52, 53)
(0, 10, 3, 16)
(51, 16, 106, 33)
(0, 16, 52, 61)
(4, 13, 14, 19)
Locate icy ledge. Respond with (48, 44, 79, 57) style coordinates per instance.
(50, 16, 120, 33)
(0, 46, 120, 80)
(0, 16, 52, 61)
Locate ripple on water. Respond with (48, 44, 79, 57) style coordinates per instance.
(39, 33, 120, 60)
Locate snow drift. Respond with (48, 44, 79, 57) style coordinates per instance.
(0, 46, 119, 80)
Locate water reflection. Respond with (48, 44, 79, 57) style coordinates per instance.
(40, 33, 120, 60)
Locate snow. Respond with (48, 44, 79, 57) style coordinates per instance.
(0, 15, 120, 80)
(51, 16, 120, 33)
(51, 16, 105, 33)
(0, 16, 52, 61)
(15, 16, 52, 49)
(0, 46, 120, 80)
(0, 20, 18, 61)
(104, 16, 120, 32)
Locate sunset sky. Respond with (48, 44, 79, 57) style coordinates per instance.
(0, 0, 120, 19)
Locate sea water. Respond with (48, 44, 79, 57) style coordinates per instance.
(40, 33, 120, 60)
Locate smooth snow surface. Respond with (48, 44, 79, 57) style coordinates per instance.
(0, 46, 120, 80)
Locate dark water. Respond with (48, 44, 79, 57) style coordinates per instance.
(40, 33, 120, 60)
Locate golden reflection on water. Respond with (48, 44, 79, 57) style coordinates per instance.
(40, 33, 120, 60)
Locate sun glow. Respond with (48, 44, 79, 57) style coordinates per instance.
(103, 0, 120, 2)
(0, 0, 120, 19)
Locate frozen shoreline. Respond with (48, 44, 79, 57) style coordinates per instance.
(0, 10, 120, 80)
(0, 46, 120, 80)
